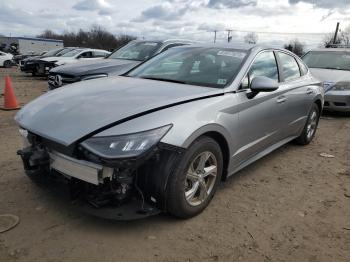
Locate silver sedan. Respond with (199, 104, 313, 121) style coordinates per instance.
(16, 44, 324, 219)
(303, 48, 350, 112)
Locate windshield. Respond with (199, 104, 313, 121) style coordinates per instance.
(42, 48, 64, 57)
(303, 51, 350, 71)
(108, 41, 161, 61)
(61, 49, 84, 57)
(128, 47, 247, 88)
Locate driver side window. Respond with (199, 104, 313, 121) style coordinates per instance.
(241, 51, 279, 89)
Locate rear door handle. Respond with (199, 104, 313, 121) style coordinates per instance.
(276, 96, 287, 104)
(306, 88, 313, 94)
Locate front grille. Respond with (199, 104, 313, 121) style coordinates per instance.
(28, 131, 76, 157)
(334, 102, 346, 107)
(48, 73, 80, 89)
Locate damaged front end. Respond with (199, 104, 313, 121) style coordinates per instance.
(17, 127, 184, 220)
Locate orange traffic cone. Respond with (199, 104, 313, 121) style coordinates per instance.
(1, 76, 20, 110)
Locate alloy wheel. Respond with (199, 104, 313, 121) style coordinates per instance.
(185, 151, 218, 206)
(306, 109, 318, 140)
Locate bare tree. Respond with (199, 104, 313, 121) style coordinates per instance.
(244, 32, 258, 44)
(284, 39, 305, 57)
(323, 25, 350, 47)
(37, 26, 136, 51)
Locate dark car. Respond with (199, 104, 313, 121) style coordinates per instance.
(48, 39, 195, 90)
(21, 47, 79, 76)
(20, 49, 64, 75)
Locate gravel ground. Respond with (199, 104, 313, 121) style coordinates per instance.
(0, 67, 349, 262)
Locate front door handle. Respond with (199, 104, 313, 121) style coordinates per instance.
(276, 96, 287, 104)
(306, 88, 313, 95)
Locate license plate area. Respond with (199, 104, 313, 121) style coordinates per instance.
(50, 152, 102, 185)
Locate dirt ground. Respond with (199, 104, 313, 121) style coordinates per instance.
(0, 67, 349, 262)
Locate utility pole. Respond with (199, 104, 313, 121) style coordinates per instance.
(226, 30, 232, 43)
(213, 30, 217, 43)
(333, 22, 340, 44)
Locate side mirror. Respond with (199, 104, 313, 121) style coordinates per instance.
(246, 76, 279, 99)
(250, 76, 279, 92)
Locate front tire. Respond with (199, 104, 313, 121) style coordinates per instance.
(3, 60, 11, 68)
(167, 136, 223, 218)
(295, 103, 320, 145)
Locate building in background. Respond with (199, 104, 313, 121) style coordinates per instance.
(0, 36, 63, 55)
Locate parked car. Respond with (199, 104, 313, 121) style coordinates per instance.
(20, 48, 75, 76)
(0, 51, 14, 68)
(13, 52, 38, 65)
(20, 47, 77, 76)
(303, 48, 350, 112)
(16, 44, 323, 220)
(48, 39, 195, 90)
(39, 48, 110, 76)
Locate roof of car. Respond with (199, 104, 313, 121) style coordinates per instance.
(166, 42, 285, 52)
(74, 48, 110, 52)
(133, 39, 197, 44)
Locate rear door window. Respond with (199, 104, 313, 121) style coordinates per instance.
(278, 52, 301, 81)
(93, 51, 108, 57)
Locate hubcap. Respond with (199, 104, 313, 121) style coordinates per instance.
(306, 109, 318, 140)
(185, 151, 218, 206)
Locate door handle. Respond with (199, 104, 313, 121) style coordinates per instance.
(276, 96, 287, 103)
(306, 88, 313, 95)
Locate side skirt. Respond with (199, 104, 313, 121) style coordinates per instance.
(227, 135, 298, 177)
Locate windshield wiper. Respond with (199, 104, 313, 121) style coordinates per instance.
(140, 77, 187, 84)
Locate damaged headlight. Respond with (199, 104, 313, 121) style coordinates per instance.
(81, 125, 172, 159)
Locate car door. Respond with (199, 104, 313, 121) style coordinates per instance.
(275, 51, 311, 137)
(0, 52, 5, 65)
(233, 50, 286, 167)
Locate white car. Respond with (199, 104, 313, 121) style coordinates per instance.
(40, 48, 111, 67)
(0, 51, 14, 68)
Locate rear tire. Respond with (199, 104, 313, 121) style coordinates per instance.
(3, 60, 11, 68)
(294, 103, 320, 145)
(167, 136, 223, 218)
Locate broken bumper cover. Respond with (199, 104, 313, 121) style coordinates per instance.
(17, 139, 184, 220)
(23, 167, 161, 220)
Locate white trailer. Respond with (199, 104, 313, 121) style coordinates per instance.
(0, 36, 63, 55)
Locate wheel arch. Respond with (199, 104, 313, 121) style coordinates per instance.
(314, 98, 323, 113)
(182, 124, 232, 181)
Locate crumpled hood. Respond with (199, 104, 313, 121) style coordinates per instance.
(15, 76, 223, 146)
(50, 58, 139, 76)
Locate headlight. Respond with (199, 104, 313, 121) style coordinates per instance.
(55, 62, 65, 66)
(81, 74, 108, 81)
(81, 125, 172, 159)
(332, 82, 350, 91)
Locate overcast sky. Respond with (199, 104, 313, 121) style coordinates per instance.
(1, 0, 349, 49)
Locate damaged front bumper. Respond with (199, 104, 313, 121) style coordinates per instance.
(17, 132, 184, 220)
